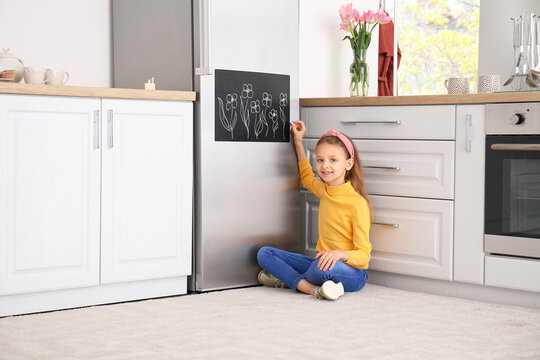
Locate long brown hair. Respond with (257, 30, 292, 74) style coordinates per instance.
(317, 134, 374, 222)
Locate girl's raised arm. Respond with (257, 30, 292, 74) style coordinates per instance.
(291, 120, 307, 162)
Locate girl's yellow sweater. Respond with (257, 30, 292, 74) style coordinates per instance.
(298, 159, 372, 269)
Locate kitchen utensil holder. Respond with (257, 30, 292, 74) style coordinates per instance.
(505, 11, 540, 91)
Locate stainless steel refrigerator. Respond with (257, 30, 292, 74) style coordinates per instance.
(113, 0, 301, 292)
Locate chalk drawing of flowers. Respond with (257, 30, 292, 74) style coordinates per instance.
(226, 93, 238, 111)
(279, 92, 288, 137)
(279, 93, 288, 107)
(269, 108, 279, 138)
(240, 84, 253, 138)
(260, 92, 272, 137)
(242, 83, 253, 99)
(251, 99, 263, 139)
(217, 92, 238, 139)
(262, 92, 272, 107)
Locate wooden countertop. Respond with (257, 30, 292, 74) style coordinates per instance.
(0, 83, 196, 101)
(300, 92, 540, 107)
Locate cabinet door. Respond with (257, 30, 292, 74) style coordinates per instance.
(453, 105, 485, 284)
(369, 195, 454, 280)
(100, 99, 193, 283)
(299, 192, 454, 279)
(301, 190, 319, 257)
(0, 95, 101, 294)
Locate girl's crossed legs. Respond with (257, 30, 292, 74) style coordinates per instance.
(257, 246, 367, 294)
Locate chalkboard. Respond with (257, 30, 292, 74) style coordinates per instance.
(215, 69, 290, 142)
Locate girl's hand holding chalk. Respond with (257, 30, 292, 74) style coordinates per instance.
(290, 120, 306, 144)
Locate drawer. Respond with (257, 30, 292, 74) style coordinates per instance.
(485, 255, 540, 292)
(301, 105, 455, 140)
(304, 139, 455, 199)
(369, 195, 454, 280)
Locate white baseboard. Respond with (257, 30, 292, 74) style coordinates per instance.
(367, 270, 540, 309)
(0, 276, 188, 317)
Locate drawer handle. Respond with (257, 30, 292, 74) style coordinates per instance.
(373, 221, 400, 228)
(364, 165, 401, 171)
(490, 144, 540, 151)
(341, 120, 401, 125)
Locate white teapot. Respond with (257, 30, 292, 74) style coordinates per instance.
(0, 49, 24, 82)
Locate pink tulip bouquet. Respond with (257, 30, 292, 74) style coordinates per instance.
(339, 4, 392, 96)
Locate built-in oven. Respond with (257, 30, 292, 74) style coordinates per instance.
(485, 103, 540, 260)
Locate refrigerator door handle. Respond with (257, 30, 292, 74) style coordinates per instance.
(195, 0, 212, 75)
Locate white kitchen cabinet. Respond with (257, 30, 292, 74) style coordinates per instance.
(299, 99, 540, 307)
(0, 95, 101, 295)
(300, 104, 456, 280)
(0, 94, 193, 316)
(453, 105, 485, 284)
(100, 99, 192, 283)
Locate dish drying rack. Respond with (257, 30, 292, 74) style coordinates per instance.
(505, 11, 540, 90)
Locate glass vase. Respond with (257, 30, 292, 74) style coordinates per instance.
(349, 47, 369, 97)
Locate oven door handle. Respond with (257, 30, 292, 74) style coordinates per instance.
(490, 143, 540, 151)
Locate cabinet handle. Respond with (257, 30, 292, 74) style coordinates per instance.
(373, 221, 400, 228)
(107, 110, 113, 149)
(364, 165, 401, 171)
(341, 120, 401, 125)
(93, 110, 100, 149)
(465, 114, 472, 153)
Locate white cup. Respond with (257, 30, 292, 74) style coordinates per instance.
(23, 67, 47, 84)
(444, 77, 470, 94)
(44, 68, 69, 85)
(477, 75, 501, 93)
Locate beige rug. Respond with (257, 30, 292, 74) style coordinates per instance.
(1, 284, 539, 359)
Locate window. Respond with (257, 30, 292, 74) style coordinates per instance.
(384, 0, 480, 95)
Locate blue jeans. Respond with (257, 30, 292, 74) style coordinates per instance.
(257, 246, 368, 292)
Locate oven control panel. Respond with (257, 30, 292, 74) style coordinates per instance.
(486, 102, 540, 135)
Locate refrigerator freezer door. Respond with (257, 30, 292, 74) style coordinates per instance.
(192, 0, 300, 291)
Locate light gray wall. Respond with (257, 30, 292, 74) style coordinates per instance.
(479, 0, 540, 88)
(0, 0, 111, 87)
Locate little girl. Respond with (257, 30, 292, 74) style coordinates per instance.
(257, 121, 372, 300)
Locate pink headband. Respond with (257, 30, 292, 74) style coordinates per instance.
(320, 129, 354, 158)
